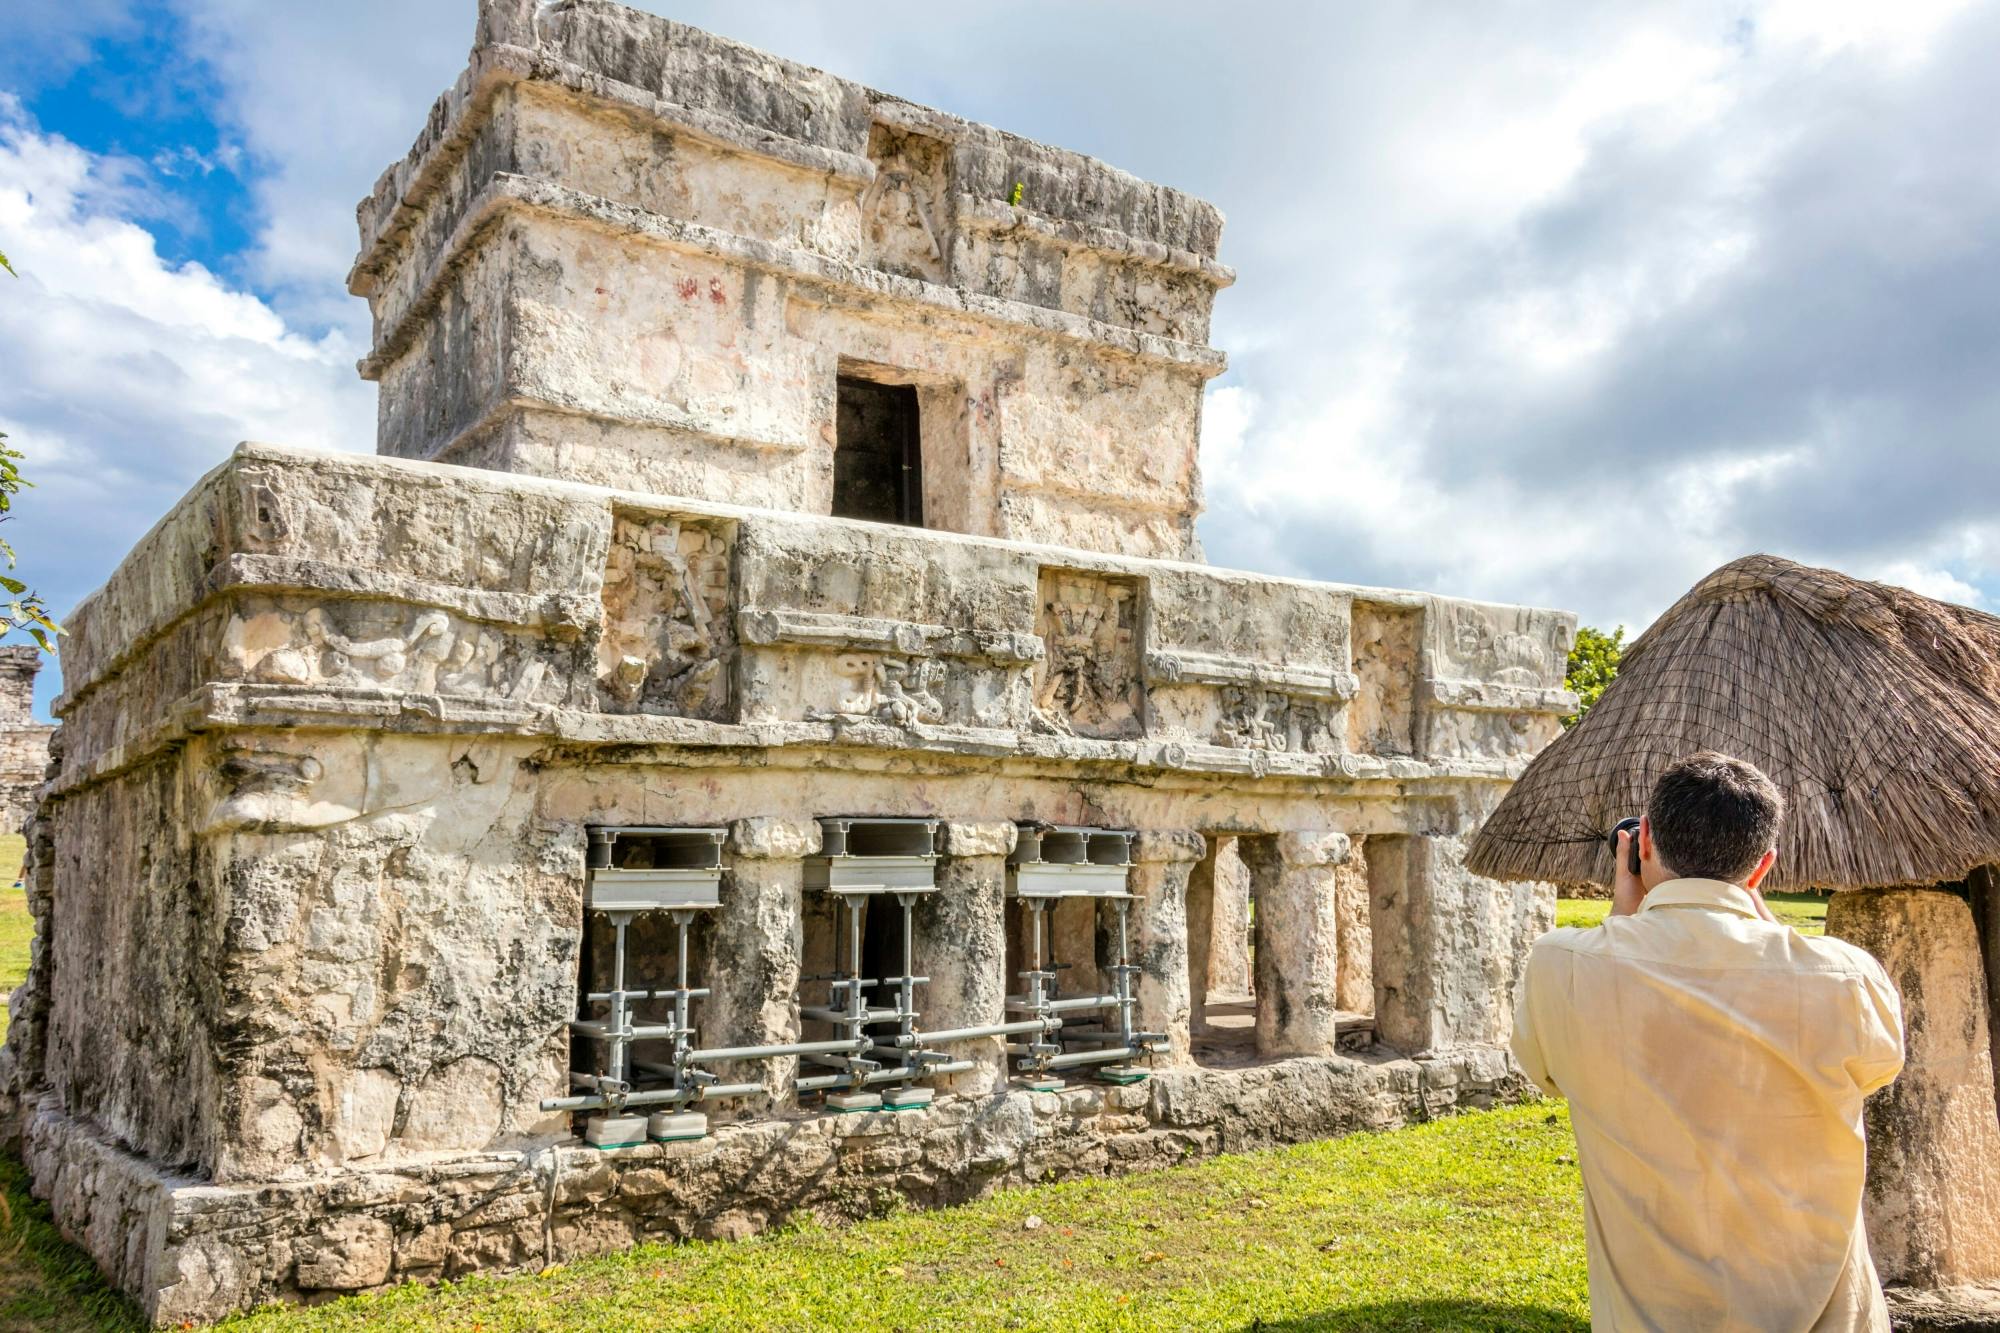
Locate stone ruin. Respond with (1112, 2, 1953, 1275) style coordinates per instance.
(0, 2, 1577, 1322)
(0, 645, 53, 837)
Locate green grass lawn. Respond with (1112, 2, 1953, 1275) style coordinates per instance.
(1555, 890, 1827, 934)
(0, 1101, 1590, 1332)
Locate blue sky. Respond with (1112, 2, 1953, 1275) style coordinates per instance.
(5, 1, 2000, 720)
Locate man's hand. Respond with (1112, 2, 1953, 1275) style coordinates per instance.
(1610, 827, 1645, 916)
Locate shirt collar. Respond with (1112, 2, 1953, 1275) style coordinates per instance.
(1638, 878, 1763, 919)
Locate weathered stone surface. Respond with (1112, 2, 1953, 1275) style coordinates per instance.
(922, 847, 1010, 1092)
(1829, 889, 2000, 1289)
(1372, 832, 1555, 1056)
(1334, 847, 1375, 1016)
(1242, 836, 1345, 1058)
(295, 1216, 394, 1291)
(1129, 832, 1203, 1065)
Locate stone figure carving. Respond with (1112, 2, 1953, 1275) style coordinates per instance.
(231, 605, 552, 703)
(1441, 604, 1563, 688)
(1032, 571, 1143, 739)
(1219, 686, 1287, 751)
(860, 126, 949, 284)
(1423, 707, 1544, 762)
(811, 653, 945, 727)
(236, 467, 291, 546)
(597, 515, 732, 718)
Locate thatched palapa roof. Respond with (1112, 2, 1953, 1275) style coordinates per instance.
(1467, 554, 2000, 892)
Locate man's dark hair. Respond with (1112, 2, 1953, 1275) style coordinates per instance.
(1646, 751, 1785, 883)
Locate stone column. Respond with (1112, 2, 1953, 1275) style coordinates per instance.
(918, 821, 1016, 1095)
(1828, 888, 2000, 1288)
(711, 816, 819, 1115)
(1210, 842, 1254, 997)
(1964, 865, 2000, 1117)
(1335, 844, 1374, 1016)
(1240, 832, 1349, 1058)
(1185, 841, 1218, 1036)
(1372, 832, 1551, 1057)
(1128, 830, 1205, 1066)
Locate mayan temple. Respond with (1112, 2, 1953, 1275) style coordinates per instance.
(0, 2, 1575, 1321)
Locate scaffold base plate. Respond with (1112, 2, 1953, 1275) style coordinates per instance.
(1096, 1066, 1149, 1086)
(648, 1110, 708, 1141)
(584, 1114, 649, 1149)
(826, 1091, 884, 1112)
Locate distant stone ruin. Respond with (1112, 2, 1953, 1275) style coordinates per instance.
(0, 646, 52, 837)
(0, 2, 1575, 1323)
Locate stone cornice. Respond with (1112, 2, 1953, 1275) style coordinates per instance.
(45, 680, 1535, 805)
(356, 174, 1230, 382)
(353, 44, 1231, 301)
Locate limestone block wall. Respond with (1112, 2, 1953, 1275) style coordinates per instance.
(0, 645, 51, 834)
(347, 0, 1233, 560)
(2, 443, 1571, 1321)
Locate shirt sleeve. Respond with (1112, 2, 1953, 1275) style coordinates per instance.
(1846, 956, 1906, 1097)
(1510, 940, 1561, 1097)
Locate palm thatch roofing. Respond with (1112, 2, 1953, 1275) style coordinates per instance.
(1467, 554, 2000, 892)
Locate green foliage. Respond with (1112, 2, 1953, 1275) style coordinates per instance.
(1562, 625, 1623, 727)
(1008, 180, 1025, 207)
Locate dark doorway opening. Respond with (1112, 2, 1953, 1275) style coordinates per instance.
(833, 376, 923, 525)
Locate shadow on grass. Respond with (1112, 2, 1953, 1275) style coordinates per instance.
(1241, 1300, 1589, 1332)
(1, 1155, 146, 1332)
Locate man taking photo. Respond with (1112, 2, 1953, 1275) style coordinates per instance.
(1512, 751, 1906, 1331)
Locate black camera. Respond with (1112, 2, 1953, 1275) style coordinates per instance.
(1609, 816, 1643, 876)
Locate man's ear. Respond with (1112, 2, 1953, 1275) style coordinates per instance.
(1638, 815, 1654, 863)
(1745, 849, 1777, 890)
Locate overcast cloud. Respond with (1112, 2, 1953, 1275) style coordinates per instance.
(2, 0, 1998, 714)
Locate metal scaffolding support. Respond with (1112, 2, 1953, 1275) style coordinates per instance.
(1005, 823, 1165, 1088)
(548, 817, 1168, 1147)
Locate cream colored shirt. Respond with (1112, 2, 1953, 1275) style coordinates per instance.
(1512, 878, 1905, 1332)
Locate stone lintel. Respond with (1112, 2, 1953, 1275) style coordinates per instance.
(1274, 830, 1353, 867)
(727, 816, 823, 861)
(1133, 829, 1207, 865)
(941, 820, 1018, 859)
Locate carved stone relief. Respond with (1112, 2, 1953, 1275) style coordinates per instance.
(1032, 570, 1142, 739)
(807, 652, 946, 727)
(1216, 686, 1338, 754)
(596, 514, 733, 718)
(1422, 707, 1554, 762)
(859, 124, 951, 284)
(1431, 601, 1570, 688)
(234, 466, 292, 548)
(226, 604, 557, 704)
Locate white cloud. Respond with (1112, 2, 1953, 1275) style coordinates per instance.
(0, 101, 373, 689)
